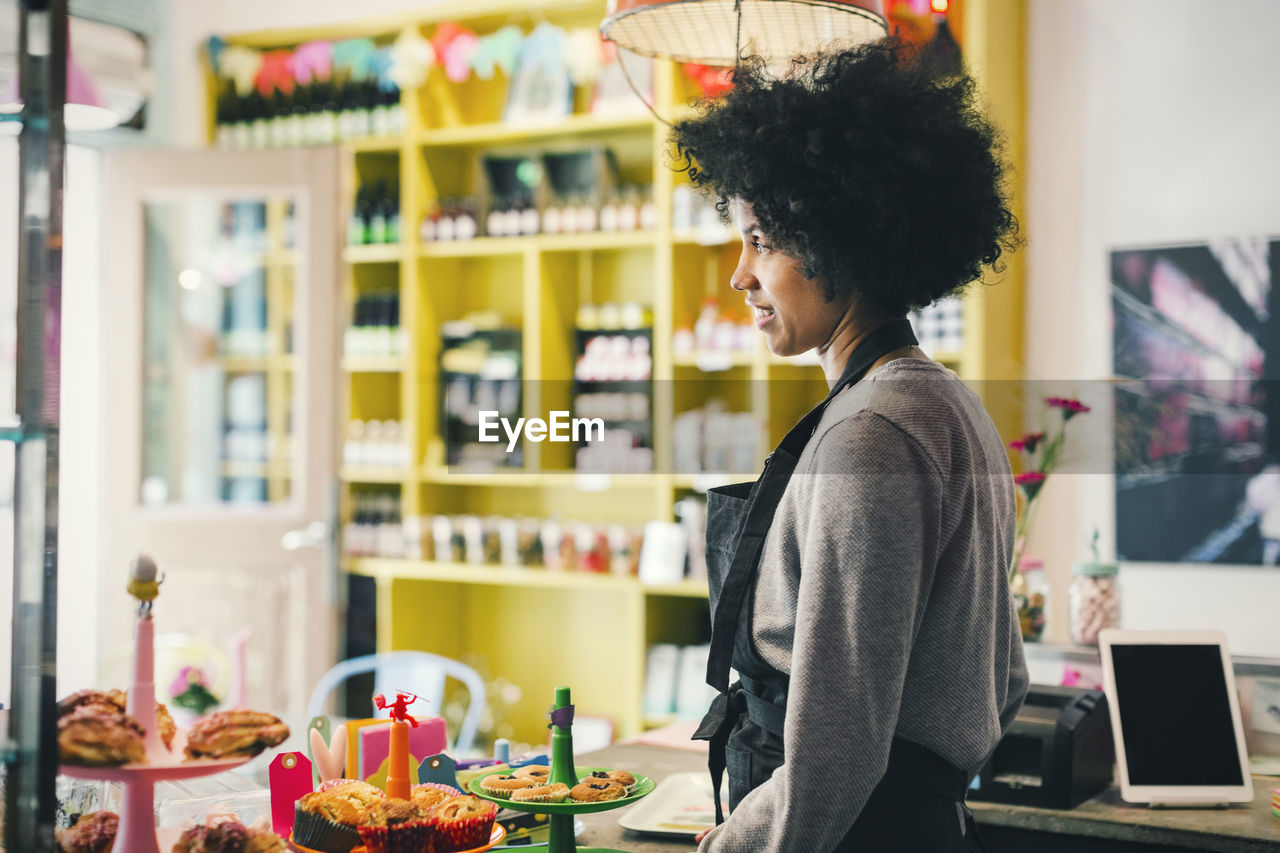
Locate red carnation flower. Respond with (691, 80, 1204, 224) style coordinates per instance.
(1046, 396, 1091, 420)
(1009, 431, 1045, 453)
(1014, 471, 1047, 500)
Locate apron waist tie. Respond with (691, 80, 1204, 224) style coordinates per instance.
(691, 682, 746, 825)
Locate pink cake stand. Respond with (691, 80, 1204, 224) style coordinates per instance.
(59, 611, 248, 853)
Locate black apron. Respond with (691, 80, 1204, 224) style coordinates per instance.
(692, 318, 988, 852)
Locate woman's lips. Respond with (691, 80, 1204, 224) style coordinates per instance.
(752, 305, 775, 330)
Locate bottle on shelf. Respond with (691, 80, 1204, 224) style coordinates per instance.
(386, 182, 401, 244)
(461, 199, 481, 241)
(368, 180, 389, 244)
(348, 186, 370, 246)
(286, 85, 308, 147)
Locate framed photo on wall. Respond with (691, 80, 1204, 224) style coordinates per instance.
(1111, 237, 1280, 564)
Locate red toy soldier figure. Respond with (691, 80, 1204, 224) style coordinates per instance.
(374, 690, 421, 727)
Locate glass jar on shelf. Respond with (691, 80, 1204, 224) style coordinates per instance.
(1068, 560, 1120, 645)
(1010, 557, 1049, 642)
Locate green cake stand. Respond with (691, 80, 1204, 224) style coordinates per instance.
(468, 686, 655, 853)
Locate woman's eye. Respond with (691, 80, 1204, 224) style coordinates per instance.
(751, 238, 770, 255)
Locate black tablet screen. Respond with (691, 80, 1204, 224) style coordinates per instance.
(1111, 643, 1244, 786)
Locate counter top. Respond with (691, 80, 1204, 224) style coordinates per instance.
(575, 740, 1280, 853)
(968, 780, 1280, 853)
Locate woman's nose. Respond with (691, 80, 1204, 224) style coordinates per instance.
(730, 256, 757, 291)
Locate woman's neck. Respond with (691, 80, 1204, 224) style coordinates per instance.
(818, 304, 895, 387)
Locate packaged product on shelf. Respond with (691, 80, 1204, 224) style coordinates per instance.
(513, 518, 540, 567)
(518, 201, 540, 236)
(540, 519, 565, 570)
(430, 515, 458, 563)
(639, 187, 658, 230)
(617, 186, 640, 231)
(497, 517, 520, 566)
(676, 496, 707, 580)
(543, 201, 564, 235)
(598, 194, 619, 232)
(454, 199, 479, 240)
(643, 644, 681, 715)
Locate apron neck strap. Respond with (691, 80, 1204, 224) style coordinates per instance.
(777, 317, 918, 459)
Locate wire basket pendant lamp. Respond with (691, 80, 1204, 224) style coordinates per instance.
(600, 0, 888, 67)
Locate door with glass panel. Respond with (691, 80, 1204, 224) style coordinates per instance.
(100, 148, 340, 726)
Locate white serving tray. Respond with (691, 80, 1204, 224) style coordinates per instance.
(616, 771, 726, 838)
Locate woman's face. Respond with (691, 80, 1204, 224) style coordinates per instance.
(730, 199, 854, 357)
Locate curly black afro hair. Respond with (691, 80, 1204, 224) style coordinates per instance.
(671, 39, 1020, 317)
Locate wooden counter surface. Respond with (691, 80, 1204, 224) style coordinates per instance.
(576, 739, 1280, 853)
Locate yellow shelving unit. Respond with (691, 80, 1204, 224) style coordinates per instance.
(216, 0, 1025, 746)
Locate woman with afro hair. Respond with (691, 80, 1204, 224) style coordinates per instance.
(679, 39, 1028, 852)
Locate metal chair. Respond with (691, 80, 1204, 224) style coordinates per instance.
(304, 651, 486, 754)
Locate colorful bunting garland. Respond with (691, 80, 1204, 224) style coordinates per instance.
(293, 40, 333, 86)
(333, 38, 377, 80)
(389, 27, 435, 90)
(213, 23, 609, 97)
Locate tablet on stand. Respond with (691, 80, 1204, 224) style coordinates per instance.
(1098, 629, 1254, 809)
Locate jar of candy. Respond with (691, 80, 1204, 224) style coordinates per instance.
(1010, 557, 1049, 641)
(1069, 560, 1120, 644)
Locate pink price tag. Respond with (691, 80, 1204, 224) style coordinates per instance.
(269, 752, 313, 838)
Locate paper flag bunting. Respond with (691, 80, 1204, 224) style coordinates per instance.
(257, 49, 296, 96)
(390, 27, 435, 90)
(564, 28, 605, 86)
(294, 40, 333, 85)
(334, 38, 377, 79)
(523, 22, 567, 75)
(433, 22, 481, 84)
(472, 25, 524, 80)
(220, 45, 262, 98)
(207, 36, 226, 74)
(369, 46, 397, 92)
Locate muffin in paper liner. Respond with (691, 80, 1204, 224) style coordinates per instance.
(510, 782, 570, 804)
(357, 816, 436, 853)
(431, 795, 499, 852)
(477, 773, 534, 799)
(290, 805, 362, 853)
(412, 781, 462, 798)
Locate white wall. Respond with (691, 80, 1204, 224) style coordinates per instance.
(1027, 0, 1280, 656)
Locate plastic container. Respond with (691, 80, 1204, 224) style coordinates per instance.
(1069, 560, 1120, 645)
(1011, 557, 1049, 642)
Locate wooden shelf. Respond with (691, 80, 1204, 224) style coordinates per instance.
(341, 356, 406, 373)
(343, 137, 402, 154)
(421, 467, 661, 489)
(640, 580, 709, 598)
(342, 244, 403, 264)
(221, 461, 289, 479)
(672, 226, 735, 246)
(347, 557, 650, 592)
(420, 230, 657, 259)
(419, 112, 654, 147)
(219, 355, 269, 372)
(671, 473, 756, 491)
(341, 466, 410, 483)
(219, 354, 296, 372)
(672, 350, 755, 371)
(348, 557, 706, 598)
